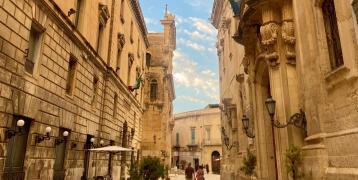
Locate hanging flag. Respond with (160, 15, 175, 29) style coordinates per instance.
(128, 74, 143, 92)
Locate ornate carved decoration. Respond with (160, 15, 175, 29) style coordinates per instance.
(282, 20, 296, 64)
(260, 22, 279, 67)
(117, 33, 126, 51)
(99, 4, 110, 26)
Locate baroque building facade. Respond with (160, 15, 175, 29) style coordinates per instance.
(0, 0, 170, 179)
(171, 105, 222, 174)
(212, 0, 358, 179)
(141, 10, 176, 167)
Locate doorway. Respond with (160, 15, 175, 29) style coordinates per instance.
(53, 128, 69, 180)
(3, 116, 31, 180)
(255, 60, 277, 179)
(211, 151, 220, 174)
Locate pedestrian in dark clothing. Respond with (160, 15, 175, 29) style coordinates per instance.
(205, 164, 209, 174)
(185, 163, 195, 180)
(196, 165, 205, 180)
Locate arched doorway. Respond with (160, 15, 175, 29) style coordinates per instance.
(211, 151, 220, 174)
(254, 59, 277, 179)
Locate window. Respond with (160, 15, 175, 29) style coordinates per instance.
(25, 23, 44, 74)
(113, 93, 118, 117)
(92, 76, 99, 105)
(66, 56, 77, 95)
(117, 33, 125, 74)
(130, 21, 134, 43)
(127, 53, 134, 84)
(137, 38, 140, 57)
(191, 128, 196, 145)
(4, 116, 31, 179)
(120, 0, 125, 23)
(176, 133, 179, 145)
(97, 23, 104, 52)
(206, 127, 211, 141)
(353, 0, 358, 22)
(75, 0, 82, 27)
(322, 0, 343, 69)
(150, 79, 158, 101)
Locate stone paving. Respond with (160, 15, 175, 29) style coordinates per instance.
(169, 174, 220, 180)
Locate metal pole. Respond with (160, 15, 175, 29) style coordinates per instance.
(271, 124, 279, 180)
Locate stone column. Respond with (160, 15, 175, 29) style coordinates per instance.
(259, 1, 302, 179)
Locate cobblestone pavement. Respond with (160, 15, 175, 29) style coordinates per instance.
(169, 173, 220, 180)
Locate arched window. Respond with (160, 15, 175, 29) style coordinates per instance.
(322, 0, 343, 70)
(150, 79, 158, 101)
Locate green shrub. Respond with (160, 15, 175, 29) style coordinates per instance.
(128, 156, 166, 180)
(240, 149, 257, 178)
(286, 144, 304, 179)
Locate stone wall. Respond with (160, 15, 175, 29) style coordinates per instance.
(0, 0, 149, 179)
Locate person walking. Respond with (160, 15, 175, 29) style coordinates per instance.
(195, 165, 205, 180)
(185, 163, 195, 180)
(205, 164, 209, 174)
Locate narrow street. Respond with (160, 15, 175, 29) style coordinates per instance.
(169, 174, 220, 180)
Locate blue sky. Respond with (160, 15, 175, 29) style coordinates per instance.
(139, 0, 219, 113)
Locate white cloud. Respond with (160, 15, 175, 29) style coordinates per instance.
(173, 50, 219, 102)
(177, 96, 206, 103)
(188, 17, 216, 36)
(144, 17, 158, 26)
(177, 38, 206, 51)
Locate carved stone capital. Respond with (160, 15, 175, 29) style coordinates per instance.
(282, 20, 296, 65)
(260, 22, 279, 67)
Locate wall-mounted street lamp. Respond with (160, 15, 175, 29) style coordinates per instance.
(241, 115, 255, 138)
(35, 127, 52, 144)
(221, 127, 238, 150)
(265, 97, 307, 133)
(55, 131, 69, 145)
(5, 119, 25, 139)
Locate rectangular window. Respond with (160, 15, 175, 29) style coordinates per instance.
(176, 132, 179, 145)
(75, 0, 82, 27)
(127, 54, 134, 85)
(191, 128, 195, 145)
(120, 0, 125, 23)
(97, 24, 104, 52)
(113, 94, 118, 117)
(4, 116, 31, 179)
(25, 24, 43, 74)
(92, 76, 99, 105)
(66, 57, 77, 95)
(322, 0, 344, 70)
(137, 38, 140, 57)
(117, 50, 122, 75)
(206, 127, 211, 141)
(150, 80, 158, 101)
(130, 21, 134, 43)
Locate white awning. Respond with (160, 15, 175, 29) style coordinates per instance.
(88, 146, 133, 152)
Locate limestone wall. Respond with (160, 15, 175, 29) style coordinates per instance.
(0, 0, 148, 179)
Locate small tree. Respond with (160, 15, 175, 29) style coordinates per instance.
(128, 160, 140, 180)
(139, 156, 165, 180)
(286, 144, 304, 180)
(240, 149, 257, 179)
